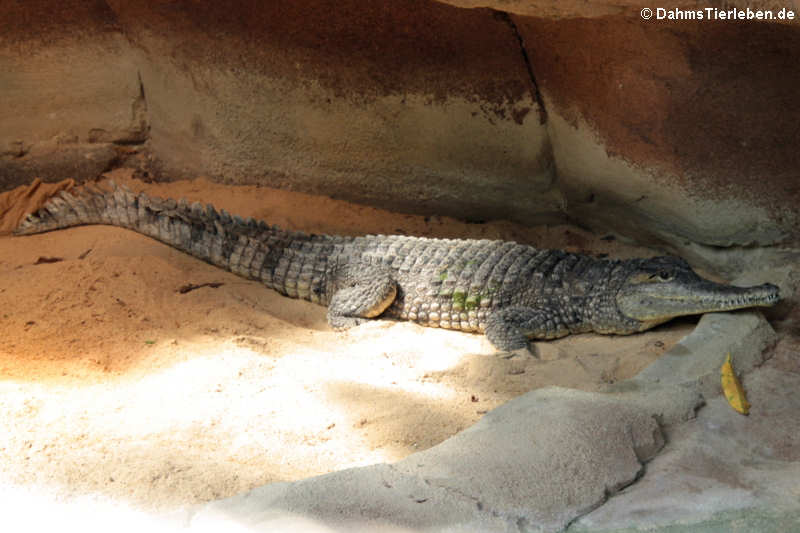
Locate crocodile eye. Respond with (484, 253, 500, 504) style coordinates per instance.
(648, 270, 673, 282)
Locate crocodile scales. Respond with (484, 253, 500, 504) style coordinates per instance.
(14, 182, 780, 352)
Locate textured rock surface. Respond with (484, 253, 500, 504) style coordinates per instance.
(0, 0, 559, 226)
(112, 0, 561, 226)
(190, 387, 665, 533)
(2, 1, 799, 255)
(604, 305, 779, 427)
(569, 365, 800, 533)
(0, 143, 120, 188)
(0, 2, 146, 188)
(520, 15, 800, 247)
(630, 311, 777, 398)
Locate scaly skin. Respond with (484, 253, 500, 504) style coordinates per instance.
(14, 183, 780, 352)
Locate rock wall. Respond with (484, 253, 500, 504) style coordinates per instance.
(0, 2, 146, 185)
(1, 0, 798, 254)
(519, 15, 800, 248)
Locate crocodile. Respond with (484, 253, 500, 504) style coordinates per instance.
(14, 182, 780, 352)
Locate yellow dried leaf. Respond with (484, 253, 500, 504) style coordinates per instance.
(721, 352, 750, 415)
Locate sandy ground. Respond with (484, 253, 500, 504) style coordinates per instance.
(0, 172, 696, 511)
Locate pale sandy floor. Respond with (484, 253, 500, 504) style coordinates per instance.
(0, 172, 695, 511)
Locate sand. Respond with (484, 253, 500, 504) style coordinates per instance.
(0, 171, 695, 510)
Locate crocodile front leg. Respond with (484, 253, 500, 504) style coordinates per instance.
(485, 306, 571, 352)
(326, 263, 397, 329)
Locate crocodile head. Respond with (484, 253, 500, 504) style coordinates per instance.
(615, 256, 780, 331)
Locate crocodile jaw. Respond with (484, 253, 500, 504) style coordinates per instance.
(616, 278, 780, 326)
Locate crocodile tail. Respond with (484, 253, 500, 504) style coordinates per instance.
(13, 182, 333, 301)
